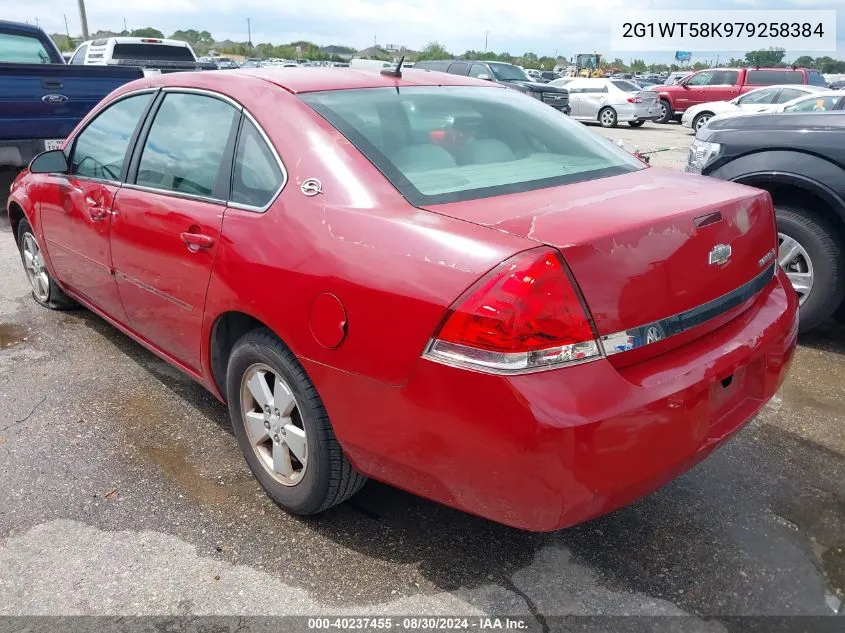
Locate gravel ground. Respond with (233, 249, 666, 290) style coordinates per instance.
(0, 121, 843, 628)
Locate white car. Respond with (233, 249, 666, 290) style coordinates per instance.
(564, 78, 661, 128)
(680, 84, 829, 131)
(706, 90, 845, 126)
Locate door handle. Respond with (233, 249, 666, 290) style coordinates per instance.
(41, 78, 64, 90)
(85, 196, 110, 222)
(180, 232, 215, 251)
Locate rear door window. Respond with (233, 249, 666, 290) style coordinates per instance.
(776, 88, 809, 103)
(447, 63, 470, 76)
(71, 93, 153, 181)
(469, 64, 490, 78)
(135, 93, 238, 198)
(0, 31, 52, 63)
(712, 71, 738, 85)
(230, 118, 284, 209)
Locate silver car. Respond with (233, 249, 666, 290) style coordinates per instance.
(565, 78, 661, 128)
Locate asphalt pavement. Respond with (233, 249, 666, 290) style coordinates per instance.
(0, 124, 843, 628)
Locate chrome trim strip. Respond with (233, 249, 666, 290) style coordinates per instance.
(121, 182, 227, 206)
(422, 338, 602, 375)
(601, 264, 776, 356)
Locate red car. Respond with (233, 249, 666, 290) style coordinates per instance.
(7, 69, 798, 531)
(652, 66, 828, 123)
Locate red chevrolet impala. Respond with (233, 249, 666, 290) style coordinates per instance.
(7, 68, 798, 531)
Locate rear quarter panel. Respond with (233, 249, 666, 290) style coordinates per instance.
(203, 83, 532, 387)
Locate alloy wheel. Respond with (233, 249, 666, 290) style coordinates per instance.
(778, 232, 814, 306)
(600, 109, 615, 126)
(21, 232, 50, 302)
(695, 114, 711, 131)
(240, 363, 308, 486)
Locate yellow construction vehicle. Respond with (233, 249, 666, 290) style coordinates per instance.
(573, 53, 603, 78)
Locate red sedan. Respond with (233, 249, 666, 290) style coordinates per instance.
(7, 68, 798, 531)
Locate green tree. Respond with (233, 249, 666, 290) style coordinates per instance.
(417, 41, 452, 61)
(630, 58, 647, 72)
(50, 34, 74, 52)
(170, 29, 214, 46)
(744, 47, 786, 67)
(130, 27, 165, 39)
(793, 55, 815, 67)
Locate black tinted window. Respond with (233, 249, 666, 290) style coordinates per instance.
(447, 62, 469, 76)
(136, 93, 237, 198)
(72, 93, 152, 181)
(746, 70, 803, 85)
(112, 43, 195, 61)
(231, 119, 283, 208)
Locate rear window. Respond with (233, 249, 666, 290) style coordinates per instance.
(611, 80, 640, 92)
(0, 31, 52, 63)
(746, 70, 803, 85)
(112, 43, 195, 62)
(301, 86, 644, 206)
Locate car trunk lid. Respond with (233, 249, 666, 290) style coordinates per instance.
(420, 168, 777, 361)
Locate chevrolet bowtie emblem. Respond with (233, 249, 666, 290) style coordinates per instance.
(709, 244, 732, 266)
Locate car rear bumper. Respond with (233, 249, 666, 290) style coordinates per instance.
(680, 111, 695, 128)
(617, 103, 662, 122)
(304, 268, 798, 531)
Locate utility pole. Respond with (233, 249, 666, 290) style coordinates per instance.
(484, 31, 489, 52)
(63, 14, 71, 40)
(77, 0, 89, 40)
(246, 18, 252, 53)
(124, 17, 128, 33)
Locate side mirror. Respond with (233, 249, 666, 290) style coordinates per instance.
(477, 73, 492, 81)
(29, 149, 68, 175)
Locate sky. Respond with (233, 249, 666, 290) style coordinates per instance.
(6, 0, 843, 64)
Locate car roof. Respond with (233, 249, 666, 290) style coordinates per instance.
(0, 20, 45, 35)
(133, 67, 502, 95)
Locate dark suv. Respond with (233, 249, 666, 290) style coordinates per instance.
(414, 60, 570, 114)
(688, 109, 845, 332)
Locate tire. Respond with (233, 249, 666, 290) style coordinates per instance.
(776, 204, 845, 333)
(226, 328, 366, 515)
(598, 107, 618, 128)
(628, 120, 646, 127)
(692, 112, 714, 132)
(16, 219, 76, 310)
(656, 100, 673, 124)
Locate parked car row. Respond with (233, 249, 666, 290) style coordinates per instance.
(414, 60, 570, 114)
(650, 66, 828, 124)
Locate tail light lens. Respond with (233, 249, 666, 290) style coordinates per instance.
(627, 96, 643, 103)
(424, 248, 601, 373)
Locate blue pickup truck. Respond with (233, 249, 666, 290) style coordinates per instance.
(0, 21, 143, 191)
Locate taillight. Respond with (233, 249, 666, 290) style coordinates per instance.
(424, 248, 601, 373)
(627, 96, 643, 103)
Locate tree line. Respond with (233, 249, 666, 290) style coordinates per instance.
(48, 29, 845, 74)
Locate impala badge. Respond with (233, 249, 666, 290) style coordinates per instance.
(300, 178, 322, 197)
(42, 94, 69, 104)
(758, 248, 776, 268)
(708, 244, 732, 266)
